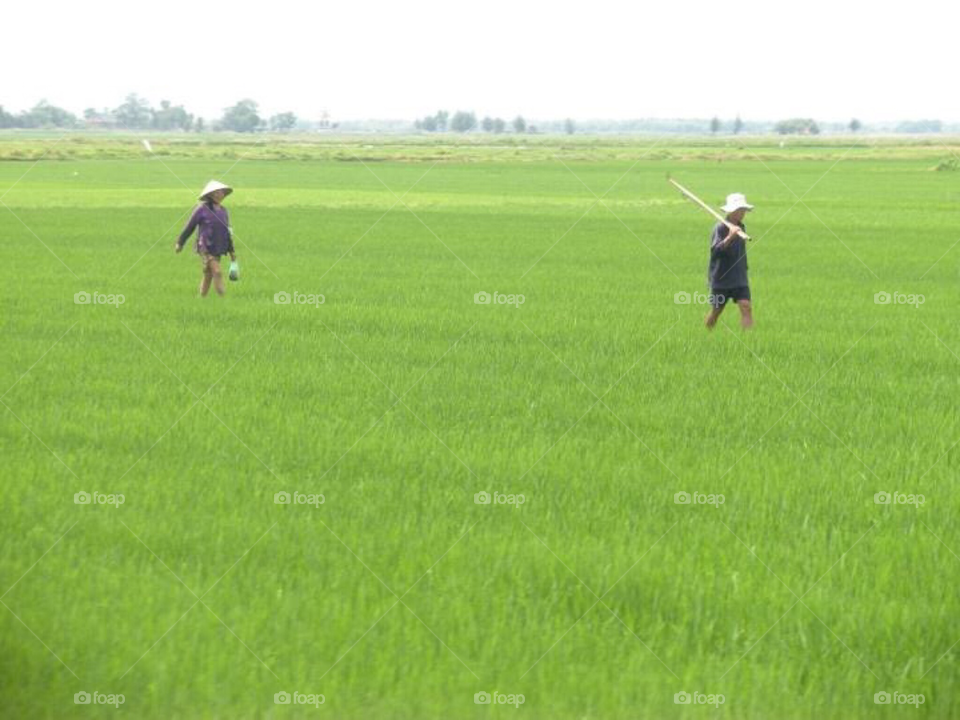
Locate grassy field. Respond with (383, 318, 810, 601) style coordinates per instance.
(1, 130, 960, 163)
(2, 135, 959, 718)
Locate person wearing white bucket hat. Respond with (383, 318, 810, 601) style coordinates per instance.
(705, 192, 754, 330)
(174, 180, 238, 296)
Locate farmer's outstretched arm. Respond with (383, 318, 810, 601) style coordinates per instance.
(175, 206, 201, 252)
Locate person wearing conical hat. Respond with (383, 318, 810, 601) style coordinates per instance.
(705, 192, 754, 330)
(175, 180, 237, 296)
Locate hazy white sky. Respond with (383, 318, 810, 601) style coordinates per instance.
(4, 0, 957, 122)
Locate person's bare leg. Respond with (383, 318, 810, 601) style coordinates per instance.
(705, 305, 724, 329)
(737, 299, 753, 329)
(210, 259, 225, 296)
(199, 263, 213, 297)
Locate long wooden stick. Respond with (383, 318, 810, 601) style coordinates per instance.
(668, 178, 752, 241)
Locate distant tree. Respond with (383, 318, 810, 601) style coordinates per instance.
(512, 115, 526, 133)
(195, 117, 205, 133)
(492, 118, 506, 134)
(0, 105, 14, 128)
(154, 100, 172, 128)
(413, 119, 422, 131)
(317, 110, 337, 129)
(269, 112, 298, 131)
(896, 119, 942, 133)
(82, 107, 116, 127)
(849, 118, 862, 133)
(219, 99, 262, 132)
(775, 118, 819, 135)
(153, 100, 193, 131)
(481, 116, 494, 132)
(435, 110, 449, 132)
(450, 111, 477, 132)
(421, 115, 438, 132)
(564, 118, 575, 135)
(528, 125, 538, 133)
(19, 100, 77, 128)
(114, 93, 153, 129)
(710, 117, 721, 134)
(733, 115, 743, 134)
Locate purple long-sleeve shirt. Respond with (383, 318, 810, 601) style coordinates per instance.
(177, 202, 234, 256)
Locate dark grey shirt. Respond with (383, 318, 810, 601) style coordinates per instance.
(708, 221, 748, 289)
(177, 202, 234, 257)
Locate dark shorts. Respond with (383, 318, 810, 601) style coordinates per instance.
(710, 286, 750, 309)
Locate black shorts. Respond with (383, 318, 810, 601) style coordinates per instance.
(710, 286, 750, 309)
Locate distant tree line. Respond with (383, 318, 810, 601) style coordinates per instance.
(709, 116, 745, 134)
(0, 101, 78, 129)
(774, 118, 821, 135)
(0, 95, 302, 133)
(0, 97, 955, 135)
(414, 110, 546, 134)
(410, 113, 859, 135)
(894, 119, 942, 133)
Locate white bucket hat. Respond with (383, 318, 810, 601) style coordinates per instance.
(721, 193, 753, 213)
(199, 179, 233, 201)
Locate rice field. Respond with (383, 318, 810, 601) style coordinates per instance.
(2, 134, 959, 718)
